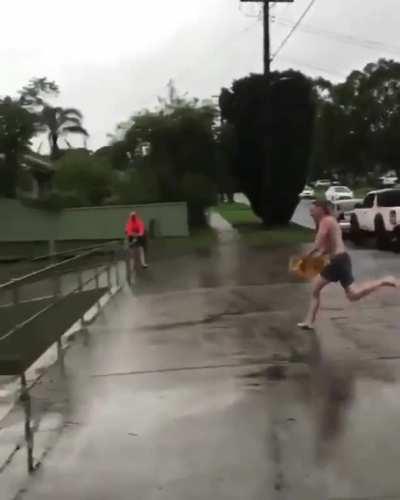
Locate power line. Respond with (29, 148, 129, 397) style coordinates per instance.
(271, 0, 318, 61)
(274, 17, 400, 56)
(278, 55, 347, 79)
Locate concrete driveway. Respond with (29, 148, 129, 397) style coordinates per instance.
(2, 210, 400, 500)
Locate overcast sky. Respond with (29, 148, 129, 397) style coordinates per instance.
(2, 0, 400, 150)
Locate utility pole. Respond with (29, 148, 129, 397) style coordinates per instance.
(263, 2, 270, 77)
(240, 0, 293, 77)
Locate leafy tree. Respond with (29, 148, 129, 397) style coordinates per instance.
(0, 97, 36, 197)
(311, 59, 400, 182)
(215, 122, 237, 202)
(54, 151, 112, 206)
(19, 77, 60, 109)
(20, 77, 89, 159)
(39, 106, 88, 159)
(119, 94, 218, 226)
(112, 168, 160, 205)
(219, 71, 316, 225)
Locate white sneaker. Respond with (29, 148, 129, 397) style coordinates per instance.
(297, 322, 314, 331)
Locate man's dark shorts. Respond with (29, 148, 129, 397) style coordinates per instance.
(320, 252, 354, 289)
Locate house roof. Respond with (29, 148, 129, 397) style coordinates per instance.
(21, 153, 54, 173)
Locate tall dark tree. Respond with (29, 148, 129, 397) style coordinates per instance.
(219, 71, 316, 225)
(0, 97, 36, 197)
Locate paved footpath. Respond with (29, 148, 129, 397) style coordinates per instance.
(3, 219, 400, 500)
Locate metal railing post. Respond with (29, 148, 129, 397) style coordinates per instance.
(95, 267, 100, 289)
(20, 373, 34, 474)
(77, 269, 84, 292)
(12, 281, 20, 305)
(126, 249, 132, 285)
(107, 262, 112, 290)
(57, 338, 65, 374)
(48, 239, 56, 264)
(114, 249, 121, 287)
(53, 273, 61, 300)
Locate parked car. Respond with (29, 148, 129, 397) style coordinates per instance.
(350, 188, 400, 250)
(330, 199, 362, 237)
(379, 173, 398, 187)
(314, 179, 331, 188)
(325, 185, 354, 202)
(299, 185, 315, 199)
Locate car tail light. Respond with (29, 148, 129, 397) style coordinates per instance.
(390, 210, 397, 226)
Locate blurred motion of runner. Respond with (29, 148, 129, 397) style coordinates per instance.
(298, 200, 397, 330)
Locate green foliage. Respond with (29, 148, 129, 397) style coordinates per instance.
(20, 192, 66, 212)
(217, 202, 261, 225)
(54, 151, 112, 206)
(0, 97, 36, 197)
(180, 172, 217, 226)
(19, 77, 59, 109)
(216, 202, 312, 247)
(19, 78, 88, 159)
(311, 58, 400, 180)
(112, 89, 219, 226)
(219, 71, 316, 226)
(39, 106, 89, 159)
(112, 168, 160, 205)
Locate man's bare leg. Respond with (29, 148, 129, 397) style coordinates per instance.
(298, 276, 330, 330)
(345, 276, 397, 302)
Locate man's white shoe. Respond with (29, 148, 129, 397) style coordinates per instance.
(297, 322, 314, 331)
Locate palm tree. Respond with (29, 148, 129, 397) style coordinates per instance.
(40, 106, 89, 159)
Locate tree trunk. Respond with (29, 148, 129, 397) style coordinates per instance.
(50, 133, 60, 160)
(0, 155, 18, 198)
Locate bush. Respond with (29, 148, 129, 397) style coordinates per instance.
(112, 168, 160, 205)
(54, 152, 112, 206)
(20, 192, 66, 211)
(180, 173, 217, 226)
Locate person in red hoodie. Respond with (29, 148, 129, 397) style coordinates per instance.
(125, 211, 148, 268)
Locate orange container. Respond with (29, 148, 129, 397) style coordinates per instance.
(289, 255, 329, 280)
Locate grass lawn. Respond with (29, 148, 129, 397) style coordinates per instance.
(217, 202, 261, 225)
(215, 202, 313, 248)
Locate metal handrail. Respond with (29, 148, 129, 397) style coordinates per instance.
(0, 241, 119, 292)
(0, 241, 124, 475)
(0, 261, 112, 343)
(31, 240, 121, 262)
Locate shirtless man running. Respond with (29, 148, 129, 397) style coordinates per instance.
(298, 200, 397, 330)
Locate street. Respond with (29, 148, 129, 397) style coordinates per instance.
(0, 208, 398, 499)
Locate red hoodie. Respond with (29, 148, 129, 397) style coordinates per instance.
(125, 214, 145, 237)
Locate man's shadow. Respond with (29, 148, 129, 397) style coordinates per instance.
(307, 332, 356, 461)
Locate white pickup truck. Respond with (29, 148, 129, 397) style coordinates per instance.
(350, 189, 400, 250)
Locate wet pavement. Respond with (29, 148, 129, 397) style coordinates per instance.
(2, 209, 400, 500)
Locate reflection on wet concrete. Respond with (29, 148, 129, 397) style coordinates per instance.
(3, 207, 400, 499)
